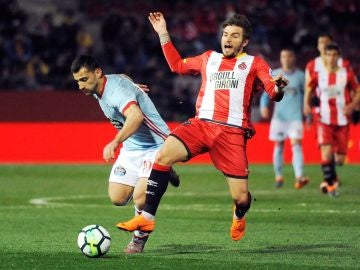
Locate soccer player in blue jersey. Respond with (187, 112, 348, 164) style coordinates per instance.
(260, 48, 309, 189)
(71, 55, 179, 254)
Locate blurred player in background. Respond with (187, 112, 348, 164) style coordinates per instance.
(71, 55, 179, 254)
(117, 12, 287, 242)
(260, 48, 309, 189)
(304, 43, 360, 196)
(304, 33, 352, 123)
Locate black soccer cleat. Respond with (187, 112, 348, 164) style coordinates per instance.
(168, 168, 180, 187)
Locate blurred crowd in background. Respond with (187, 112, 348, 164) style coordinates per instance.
(0, 0, 359, 121)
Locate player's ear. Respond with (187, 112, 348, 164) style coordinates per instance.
(95, 68, 103, 79)
(242, 39, 249, 48)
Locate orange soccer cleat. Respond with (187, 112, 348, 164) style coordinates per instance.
(116, 215, 155, 233)
(230, 217, 246, 241)
(294, 176, 310, 189)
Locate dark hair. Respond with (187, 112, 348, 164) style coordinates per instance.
(222, 14, 253, 40)
(325, 42, 341, 54)
(318, 33, 333, 41)
(71, 55, 100, 73)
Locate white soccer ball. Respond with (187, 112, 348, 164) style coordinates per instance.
(77, 224, 111, 258)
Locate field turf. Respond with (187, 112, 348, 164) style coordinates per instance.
(0, 164, 359, 269)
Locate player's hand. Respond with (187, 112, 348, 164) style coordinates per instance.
(271, 74, 288, 90)
(136, 84, 150, 93)
(103, 140, 120, 162)
(148, 12, 168, 35)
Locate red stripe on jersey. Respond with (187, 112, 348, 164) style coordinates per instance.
(121, 101, 138, 114)
(212, 58, 236, 122)
(99, 76, 107, 97)
(328, 73, 337, 125)
(143, 115, 168, 140)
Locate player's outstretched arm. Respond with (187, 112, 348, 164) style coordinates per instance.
(148, 12, 169, 43)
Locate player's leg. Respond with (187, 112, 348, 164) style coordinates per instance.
(116, 118, 209, 233)
(290, 138, 309, 189)
(116, 135, 189, 232)
(269, 119, 286, 187)
(273, 141, 284, 187)
(108, 149, 138, 205)
(210, 125, 249, 241)
(108, 182, 134, 206)
(124, 177, 149, 254)
(227, 177, 251, 241)
(318, 123, 338, 195)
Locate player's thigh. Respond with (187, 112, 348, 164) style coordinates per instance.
(269, 119, 287, 141)
(226, 177, 248, 204)
(334, 125, 349, 155)
(287, 121, 303, 140)
(210, 128, 248, 177)
(155, 135, 189, 165)
(132, 177, 147, 208)
(108, 148, 150, 204)
(108, 182, 134, 206)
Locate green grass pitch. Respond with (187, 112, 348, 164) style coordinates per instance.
(0, 164, 359, 269)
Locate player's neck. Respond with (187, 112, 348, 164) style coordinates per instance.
(326, 65, 339, 73)
(96, 76, 107, 97)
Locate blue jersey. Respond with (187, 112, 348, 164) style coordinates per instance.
(260, 68, 305, 121)
(94, 74, 170, 150)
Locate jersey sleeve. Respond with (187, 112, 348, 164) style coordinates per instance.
(348, 70, 359, 90)
(161, 42, 204, 75)
(307, 72, 318, 92)
(254, 57, 283, 102)
(110, 78, 139, 114)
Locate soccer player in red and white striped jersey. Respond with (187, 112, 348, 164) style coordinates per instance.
(305, 43, 360, 196)
(304, 33, 352, 124)
(117, 12, 288, 242)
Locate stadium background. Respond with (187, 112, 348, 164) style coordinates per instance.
(1, 0, 359, 163)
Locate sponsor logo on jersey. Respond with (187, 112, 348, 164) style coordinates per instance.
(238, 62, 247, 70)
(114, 166, 126, 176)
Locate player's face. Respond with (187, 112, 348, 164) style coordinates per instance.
(280, 50, 296, 70)
(325, 49, 339, 69)
(221, 25, 249, 58)
(73, 67, 102, 96)
(317, 36, 332, 55)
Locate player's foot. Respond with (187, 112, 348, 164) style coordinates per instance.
(124, 235, 149, 254)
(327, 181, 339, 197)
(275, 177, 284, 188)
(116, 215, 155, 233)
(320, 180, 339, 197)
(230, 217, 246, 241)
(169, 168, 180, 187)
(294, 176, 310, 189)
(320, 181, 328, 194)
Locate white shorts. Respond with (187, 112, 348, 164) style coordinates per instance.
(269, 119, 303, 141)
(109, 148, 158, 187)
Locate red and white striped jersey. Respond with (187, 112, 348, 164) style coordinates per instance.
(309, 67, 359, 126)
(306, 56, 351, 76)
(161, 42, 282, 129)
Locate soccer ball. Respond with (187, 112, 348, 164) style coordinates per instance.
(77, 224, 111, 258)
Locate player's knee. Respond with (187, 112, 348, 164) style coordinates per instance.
(109, 195, 132, 206)
(336, 159, 345, 166)
(154, 151, 174, 166)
